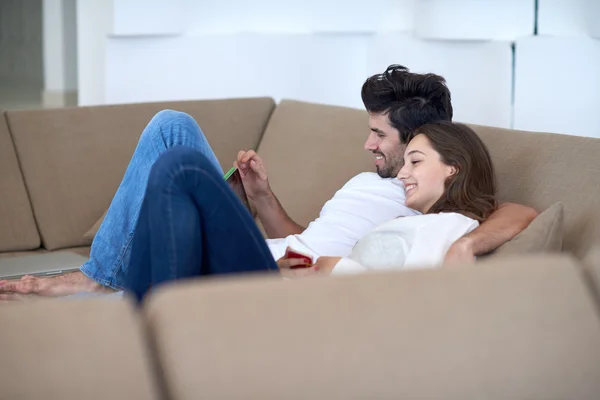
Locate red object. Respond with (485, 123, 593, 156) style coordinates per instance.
(285, 247, 313, 269)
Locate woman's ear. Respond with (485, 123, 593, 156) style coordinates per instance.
(445, 165, 458, 178)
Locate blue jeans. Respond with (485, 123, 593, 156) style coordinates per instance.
(123, 147, 277, 302)
(81, 110, 224, 290)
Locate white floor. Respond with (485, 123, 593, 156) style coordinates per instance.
(0, 80, 77, 111)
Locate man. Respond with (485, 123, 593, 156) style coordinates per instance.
(0, 65, 537, 299)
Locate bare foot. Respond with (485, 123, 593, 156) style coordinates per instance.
(0, 271, 115, 301)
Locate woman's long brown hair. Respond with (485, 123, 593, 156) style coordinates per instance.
(412, 121, 498, 222)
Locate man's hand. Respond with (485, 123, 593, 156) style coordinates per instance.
(444, 202, 537, 265)
(235, 150, 271, 200)
(443, 238, 476, 265)
(0, 271, 112, 300)
(236, 150, 305, 239)
(0, 275, 54, 300)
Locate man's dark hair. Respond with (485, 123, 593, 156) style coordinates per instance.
(361, 64, 453, 143)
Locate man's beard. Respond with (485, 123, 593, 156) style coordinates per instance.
(375, 153, 404, 178)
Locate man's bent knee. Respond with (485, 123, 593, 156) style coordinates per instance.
(149, 109, 197, 128)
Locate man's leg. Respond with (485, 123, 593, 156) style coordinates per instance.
(124, 147, 277, 302)
(0, 110, 222, 299)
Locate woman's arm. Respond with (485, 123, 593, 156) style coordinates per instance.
(444, 202, 538, 264)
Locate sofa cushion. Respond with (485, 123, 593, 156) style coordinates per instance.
(7, 98, 275, 250)
(256, 100, 375, 227)
(469, 124, 600, 258)
(144, 255, 600, 400)
(0, 298, 159, 400)
(0, 113, 40, 252)
(490, 202, 564, 257)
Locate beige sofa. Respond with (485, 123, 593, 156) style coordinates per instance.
(1, 99, 600, 398)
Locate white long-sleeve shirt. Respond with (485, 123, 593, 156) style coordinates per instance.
(266, 172, 418, 261)
(332, 212, 479, 275)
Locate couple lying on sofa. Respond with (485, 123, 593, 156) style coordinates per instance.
(0, 65, 537, 301)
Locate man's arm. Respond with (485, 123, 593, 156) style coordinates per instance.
(444, 202, 538, 264)
(252, 193, 305, 238)
(235, 150, 305, 239)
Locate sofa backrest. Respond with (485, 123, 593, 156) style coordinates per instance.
(6, 98, 275, 251)
(469, 124, 600, 257)
(143, 255, 600, 399)
(0, 297, 160, 400)
(258, 100, 599, 257)
(257, 100, 375, 227)
(0, 112, 40, 252)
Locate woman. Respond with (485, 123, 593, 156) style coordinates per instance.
(123, 121, 497, 301)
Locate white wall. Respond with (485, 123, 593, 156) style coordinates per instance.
(105, 34, 369, 107)
(75, 0, 600, 137)
(538, 0, 600, 37)
(76, 0, 113, 105)
(112, 0, 184, 36)
(414, 0, 534, 40)
(513, 0, 600, 137)
(109, 0, 416, 35)
(514, 36, 600, 138)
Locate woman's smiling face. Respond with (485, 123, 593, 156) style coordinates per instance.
(397, 134, 456, 213)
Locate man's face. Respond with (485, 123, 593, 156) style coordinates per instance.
(364, 113, 406, 178)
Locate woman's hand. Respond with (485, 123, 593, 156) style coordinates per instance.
(277, 256, 318, 279)
(276, 256, 342, 278)
(312, 256, 342, 276)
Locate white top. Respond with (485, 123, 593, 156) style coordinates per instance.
(266, 172, 418, 261)
(332, 212, 479, 275)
